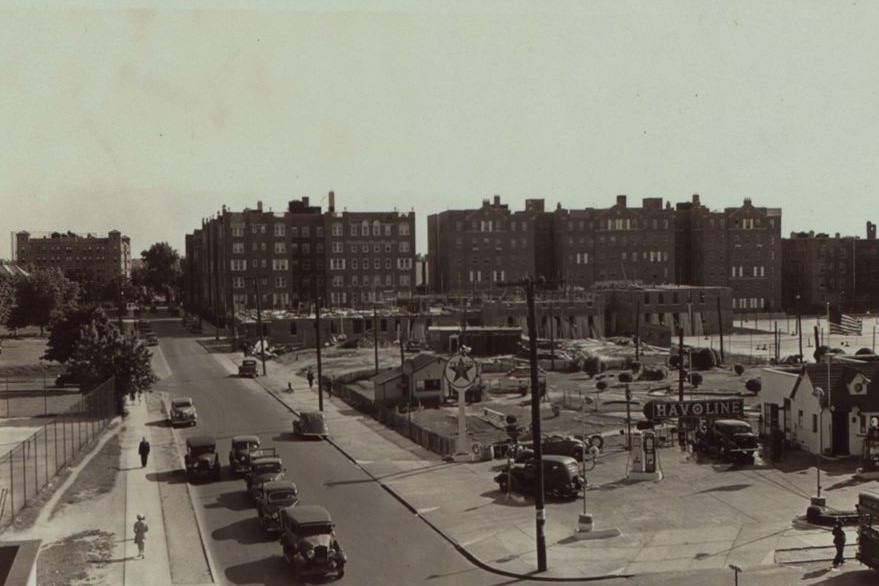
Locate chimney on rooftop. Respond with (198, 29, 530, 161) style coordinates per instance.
(257, 200, 263, 212)
(328, 191, 335, 213)
(493, 194, 501, 205)
(692, 193, 700, 206)
(616, 194, 627, 208)
(303, 196, 310, 207)
(868, 221, 876, 240)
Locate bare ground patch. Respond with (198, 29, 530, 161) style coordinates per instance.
(37, 529, 115, 586)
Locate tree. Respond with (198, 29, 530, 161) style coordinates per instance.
(7, 269, 79, 335)
(0, 275, 15, 326)
(44, 306, 112, 364)
(141, 242, 182, 303)
(67, 321, 157, 410)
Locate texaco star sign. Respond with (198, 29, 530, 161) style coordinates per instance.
(444, 353, 477, 391)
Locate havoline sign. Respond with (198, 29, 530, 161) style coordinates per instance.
(643, 399, 744, 421)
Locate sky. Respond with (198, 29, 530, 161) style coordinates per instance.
(2, 1, 878, 260)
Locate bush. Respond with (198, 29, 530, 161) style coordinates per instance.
(692, 348, 719, 370)
(638, 366, 668, 381)
(669, 355, 682, 368)
(582, 355, 604, 377)
(745, 378, 762, 393)
(596, 380, 608, 392)
(618, 372, 633, 383)
(734, 364, 745, 376)
(856, 347, 874, 356)
(688, 372, 703, 387)
(629, 361, 641, 372)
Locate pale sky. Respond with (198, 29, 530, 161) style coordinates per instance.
(2, 1, 878, 260)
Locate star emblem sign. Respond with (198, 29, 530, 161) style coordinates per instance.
(452, 358, 472, 382)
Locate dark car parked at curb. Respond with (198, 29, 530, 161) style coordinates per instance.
(694, 418, 760, 464)
(185, 436, 222, 482)
(229, 435, 261, 475)
(238, 358, 259, 378)
(495, 454, 584, 500)
(516, 434, 602, 462)
(55, 372, 79, 387)
(293, 411, 329, 439)
(255, 479, 299, 534)
(280, 505, 347, 579)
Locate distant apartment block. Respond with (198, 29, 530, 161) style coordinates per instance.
(428, 193, 781, 313)
(14, 230, 131, 286)
(781, 222, 879, 313)
(184, 193, 416, 325)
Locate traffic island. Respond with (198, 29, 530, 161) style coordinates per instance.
(804, 497, 858, 526)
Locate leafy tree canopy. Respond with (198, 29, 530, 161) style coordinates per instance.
(0, 275, 16, 325)
(44, 306, 112, 364)
(67, 321, 157, 400)
(141, 242, 181, 303)
(6, 268, 79, 335)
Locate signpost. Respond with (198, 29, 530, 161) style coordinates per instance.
(445, 352, 477, 456)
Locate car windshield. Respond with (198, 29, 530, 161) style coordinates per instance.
(191, 446, 215, 456)
(297, 523, 333, 537)
(267, 491, 297, 503)
(173, 400, 192, 408)
(233, 441, 259, 450)
(254, 462, 281, 474)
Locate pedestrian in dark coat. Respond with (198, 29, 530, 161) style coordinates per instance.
(832, 520, 846, 567)
(138, 437, 151, 468)
(133, 514, 149, 559)
(306, 367, 315, 390)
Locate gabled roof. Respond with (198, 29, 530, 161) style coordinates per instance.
(374, 367, 402, 385)
(405, 352, 443, 373)
(802, 361, 879, 411)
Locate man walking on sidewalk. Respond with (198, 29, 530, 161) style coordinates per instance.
(307, 367, 315, 390)
(138, 436, 151, 468)
(832, 520, 846, 567)
(133, 514, 149, 559)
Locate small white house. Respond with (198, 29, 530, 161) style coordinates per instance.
(761, 358, 879, 457)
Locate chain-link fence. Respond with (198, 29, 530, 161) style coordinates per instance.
(0, 377, 116, 527)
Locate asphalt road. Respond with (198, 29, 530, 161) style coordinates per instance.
(152, 318, 545, 586)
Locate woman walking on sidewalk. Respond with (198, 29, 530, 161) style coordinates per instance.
(133, 514, 149, 559)
(832, 520, 846, 567)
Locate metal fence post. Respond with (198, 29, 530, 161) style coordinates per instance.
(44, 428, 48, 490)
(9, 449, 14, 522)
(22, 441, 27, 509)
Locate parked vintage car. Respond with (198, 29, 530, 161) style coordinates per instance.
(494, 454, 584, 500)
(228, 435, 261, 475)
(169, 397, 198, 427)
(145, 334, 159, 346)
(238, 358, 259, 378)
(516, 435, 596, 462)
(694, 418, 760, 463)
(55, 371, 79, 387)
(185, 436, 221, 482)
(280, 505, 347, 579)
(245, 451, 286, 500)
(293, 411, 329, 439)
(255, 479, 299, 533)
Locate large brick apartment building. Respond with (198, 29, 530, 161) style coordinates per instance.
(428, 193, 782, 313)
(781, 222, 879, 313)
(14, 230, 131, 287)
(184, 193, 416, 325)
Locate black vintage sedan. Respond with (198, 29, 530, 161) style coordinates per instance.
(495, 454, 584, 500)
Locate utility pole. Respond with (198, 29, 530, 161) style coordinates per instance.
(524, 277, 548, 572)
(373, 302, 379, 375)
(796, 293, 803, 361)
(315, 295, 324, 411)
(716, 296, 724, 363)
(548, 299, 555, 371)
(254, 278, 266, 376)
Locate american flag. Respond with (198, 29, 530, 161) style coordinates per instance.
(829, 313, 863, 336)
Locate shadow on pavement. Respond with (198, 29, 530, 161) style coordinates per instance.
(146, 468, 187, 485)
(224, 555, 291, 586)
(696, 483, 751, 493)
(212, 517, 273, 545)
(478, 489, 547, 507)
(204, 490, 252, 512)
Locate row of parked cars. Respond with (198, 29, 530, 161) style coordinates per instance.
(172, 396, 344, 579)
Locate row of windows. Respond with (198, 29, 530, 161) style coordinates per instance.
(230, 223, 326, 238)
(331, 241, 411, 254)
(330, 274, 411, 287)
(231, 242, 324, 255)
(456, 238, 529, 249)
(730, 266, 767, 277)
(455, 220, 530, 232)
(32, 256, 111, 262)
(330, 221, 412, 238)
(468, 270, 506, 283)
(732, 297, 766, 309)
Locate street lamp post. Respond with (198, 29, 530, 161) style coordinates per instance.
(315, 296, 324, 412)
(813, 385, 826, 502)
(254, 278, 266, 376)
(796, 293, 803, 361)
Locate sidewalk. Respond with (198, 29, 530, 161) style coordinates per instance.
(119, 396, 174, 586)
(221, 351, 875, 580)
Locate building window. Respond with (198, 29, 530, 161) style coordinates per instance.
(399, 241, 410, 253)
(302, 226, 310, 238)
(399, 223, 410, 236)
(274, 224, 285, 237)
(275, 276, 286, 288)
(373, 259, 381, 270)
(233, 277, 244, 289)
(231, 259, 247, 271)
(332, 242, 343, 253)
(273, 259, 288, 271)
(232, 224, 244, 237)
(400, 275, 410, 286)
(232, 242, 244, 254)
(290, 226, 298, 237)
(350, 225, 358, 237)
(384, 242, 392, 253)
(384, 258, 391, 269)
(274, 242, 286, 254)
(332, 223, 343, 236)
(351, 259, 358, 270)
(330, 258, 346, 270)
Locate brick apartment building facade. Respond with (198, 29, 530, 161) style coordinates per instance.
(781, 222, 879, 313)
(184, 193, 416, 324)
(14, 230, 131, 287)
(429, 193, 781, 314)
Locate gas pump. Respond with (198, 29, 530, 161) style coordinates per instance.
(857, 416, 879, 479)
(627, 429, 663, 481)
